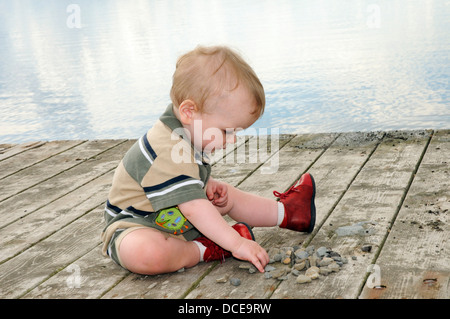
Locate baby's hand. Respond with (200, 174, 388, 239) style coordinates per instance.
(206, 179, 228, 207)
(232, 239, 269, 273)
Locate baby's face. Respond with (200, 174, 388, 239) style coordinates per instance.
(190, 85, 258, 153)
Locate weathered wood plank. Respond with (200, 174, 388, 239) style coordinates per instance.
(0, 170, 114, 263)
(0, 140, 84, 180)
(0, 141, 46, 162)
(271, 130, 432, 299)
(359, 130, 450, 299)
(23, 244, 130, 299)
(0, 139, 123, 202)
(185, 132, 382, 298)
(0, 206, 104, 298)
(0, 140, 133, 229)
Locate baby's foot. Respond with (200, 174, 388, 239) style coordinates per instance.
(273, 173, 316, 233)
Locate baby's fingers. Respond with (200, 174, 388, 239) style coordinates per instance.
(251, 251, 269, 273)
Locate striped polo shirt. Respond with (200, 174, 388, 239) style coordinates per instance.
(102, 104, 211, 244)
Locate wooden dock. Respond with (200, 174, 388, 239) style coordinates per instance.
(0, 130, 448, 299)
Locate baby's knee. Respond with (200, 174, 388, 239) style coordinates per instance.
(119, 230, 170, 275)
(126, 243, 169, 275)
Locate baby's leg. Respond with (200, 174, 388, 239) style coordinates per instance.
(217, 183, 279, 227)
(118, 227, 200, 275)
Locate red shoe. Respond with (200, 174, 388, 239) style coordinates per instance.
(273, 173, 316, 233)
(194, 223, 255, 262)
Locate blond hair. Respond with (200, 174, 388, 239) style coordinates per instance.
(170, 45, 265, 117)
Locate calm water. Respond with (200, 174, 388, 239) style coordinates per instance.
(0, 0, 449, 143)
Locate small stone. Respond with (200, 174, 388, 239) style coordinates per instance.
(278, 275, 288, 281)
(305, 266, 320, 279)
(264, 272, 272, 279)
(230, 278, 241, 286)
(177, 267, 185, 273)
(316, 246, 328, 257)
(318, 257, 334, 267)
(352, 256, 357, 260)
(296, 275, 312, 284)
(293, 261, 306, 271)
(331, 256, 342, 262)
(361, 245, 372, 253)
(239, 263, 251, 270)
(264, 265, 276, 272)
(248, 266, 257, 274)
(329, 251, 341, 258)
(271, 268, 287, 279)
(273, 253, 283, 262)
(282, 257, 291, 265)
(291, 269, 301, 276)
(294, 250, 309, 261)
(328, 262, 340, 272)
(308, 255, 318, 267)
(305, 245, 315, 255)
(216, 276, 228, 283)
(319, 267, 331, 276)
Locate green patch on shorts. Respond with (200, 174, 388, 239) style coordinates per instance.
(155, 206, 194, 235)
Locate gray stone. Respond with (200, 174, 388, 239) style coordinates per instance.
(335, 221, 376, 236)
(305, 246, 315, 255)
(319, 267, 331, 276)
(291, 269, 301, 276)
(294, 250, 309, 261)
(316, 246, 328, 257)
(271, 268, 288, 279)
(308, 255, 318, 267)
(318, 257, 334, 267)
(296, 275, 312, 284)
(328, 262, 340, 272)
(264, 265, 276, 272)
(361, 245, 372, 252)
(293, 261, 306, 271)
(230, 278, 241, 286)
(305, 266, 320, 279)
(273, 253, 283, 262)
(239, 263, 252, 270)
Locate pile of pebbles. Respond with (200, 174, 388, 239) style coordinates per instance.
(220, 245, 348, 286)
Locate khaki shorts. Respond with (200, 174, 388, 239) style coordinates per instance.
(102, 206, 202, 269)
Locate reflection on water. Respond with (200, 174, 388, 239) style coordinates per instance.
(0, 0, 449, 143)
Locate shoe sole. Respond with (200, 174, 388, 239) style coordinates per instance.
(307, 173, 316, 233)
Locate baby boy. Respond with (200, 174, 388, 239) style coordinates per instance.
(101, 45, 316, 275)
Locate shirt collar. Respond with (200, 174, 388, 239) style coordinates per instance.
(159, 104, 210, 164)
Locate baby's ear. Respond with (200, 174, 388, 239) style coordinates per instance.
(178, 100, 198, 124)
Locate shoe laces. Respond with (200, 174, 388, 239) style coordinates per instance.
(273, 184, 300, 200)
(197, 237, 228, 263)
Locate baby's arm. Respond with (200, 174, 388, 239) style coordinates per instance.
(178, 198, 268, 272)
